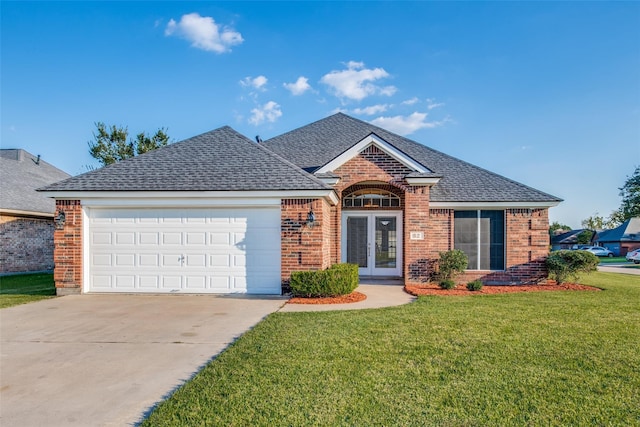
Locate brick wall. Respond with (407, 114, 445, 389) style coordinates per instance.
(281, 198, 333, 289)
(53, 200, 83, 295)
(421, 208, 551, 285)
(404, 187, 432, 283)
(0, 214, 55, 273)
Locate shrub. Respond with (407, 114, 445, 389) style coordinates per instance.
(435, 249, 468, 283)
(466, 280, 483, 291)
(439, 279, 456, 290)
(546, 250, 599, 284)
(290, 263, 358, 297)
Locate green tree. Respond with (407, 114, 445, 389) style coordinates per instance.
(549, 221, 572, 236)
(575, 230, 593, 245)
(88, 122, 170, 167)
(581, 215, 606, 230)
(617, 166, 640, 221)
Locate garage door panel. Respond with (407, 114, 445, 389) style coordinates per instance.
(114, 254, 135, 267)
(162, 233, 182, 245)
(139, 276, 159, 289)
(89, 207, 281, 294)
(139, 254, 159, 267)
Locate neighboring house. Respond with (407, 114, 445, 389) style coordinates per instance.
(0, 149, 70, 274)
(594, 217, 640, 256)
(550, 229, 593, 251)
(39, 113, 561, 295)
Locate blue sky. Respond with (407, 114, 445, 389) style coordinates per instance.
(2, 1, 639, 228)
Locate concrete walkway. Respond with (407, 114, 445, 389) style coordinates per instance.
(279, 280, 415, 312)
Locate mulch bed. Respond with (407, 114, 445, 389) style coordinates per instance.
(288, 291, 367, 305)
(405, 280, 601, 296)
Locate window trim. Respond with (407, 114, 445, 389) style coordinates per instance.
(454, 209, 506, 271)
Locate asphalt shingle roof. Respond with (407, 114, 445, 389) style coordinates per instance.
(1, 149, 71, 215)
(263, 113, 562, 203)
(39, 126, 331, 192)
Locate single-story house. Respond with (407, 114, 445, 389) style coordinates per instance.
(550, 229, 593, 251)
(39, 113, 561, 295)
(1, 149, 71, 274)
(594, 217, 640, 256)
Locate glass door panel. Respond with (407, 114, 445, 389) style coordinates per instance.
(375, 217, 397, 268)
(346, 216, 368, 268)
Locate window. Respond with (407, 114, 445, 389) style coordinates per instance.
(343, 189, 400, 208)
(454, 210, 505, 270)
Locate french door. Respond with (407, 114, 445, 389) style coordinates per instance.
(341, 211, 402, 277)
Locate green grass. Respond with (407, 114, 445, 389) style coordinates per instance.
(0, 273, 56, 308)
(143, 272, 640, 426)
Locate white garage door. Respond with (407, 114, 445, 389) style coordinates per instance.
(88, 207, 281, 294)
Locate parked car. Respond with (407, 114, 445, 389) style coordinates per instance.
(582, 246, 614, 257)
(626, 249, 640, 264)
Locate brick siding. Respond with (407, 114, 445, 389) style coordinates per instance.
(53, 200, 83, 295)
(0, 214, 55, 273)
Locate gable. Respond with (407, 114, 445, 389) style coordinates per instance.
(316, 133, 429, 175)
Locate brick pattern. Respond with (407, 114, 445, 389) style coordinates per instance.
(404, 187, 432, 283)
(0, 214, 55, 273)
(333, 148, 411, 192)
(281, 199, 333, 289)
(53, 200, 83, 295)
(413, 208, 552, 285)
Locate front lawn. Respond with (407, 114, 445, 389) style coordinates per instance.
(143, 272, 640, 426)
(0, 273, 56, 309)
(599, 256, 627, 264)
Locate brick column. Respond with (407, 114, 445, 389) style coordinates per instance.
(53, 200, 83, 295)
(404, 186, 431, 284)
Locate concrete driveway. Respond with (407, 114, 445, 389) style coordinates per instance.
(0, 294, 286, 426)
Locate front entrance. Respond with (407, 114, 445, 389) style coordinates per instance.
(341, 211, 402, 277)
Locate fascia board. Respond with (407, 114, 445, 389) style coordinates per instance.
(42, 190, 339, 207)
(316, 134, 429, 174)
(429, 201, 561, 209)
(405, 177, 442, 186)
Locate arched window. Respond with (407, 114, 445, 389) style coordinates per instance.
(342, 189, 401, 208)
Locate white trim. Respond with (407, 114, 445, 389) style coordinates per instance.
(316, 134, 429, 174)
(41, 190, 339, 206)
(341, 210, 403, 277)
(405, 177, 441, 186)
(82, 207, 90, 294)
(430, 201, 560, 209)
(317, 176, 341, 186)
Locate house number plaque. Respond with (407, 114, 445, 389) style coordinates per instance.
(410, 231, 424, 240)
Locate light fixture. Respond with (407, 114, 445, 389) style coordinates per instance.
(54, 211, 66, 229)
(306, 210, 315, 229)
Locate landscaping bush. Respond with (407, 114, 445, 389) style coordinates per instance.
(546, 250, 599, 285)
(435, 249, 468, 283)
(466, 280, 483, 291)
(439, 279, 456, 290)
(290, 263, 358, 297)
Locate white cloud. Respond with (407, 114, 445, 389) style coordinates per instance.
(165, 13, 243, 53)
(402, 97, 419, 105)
(249, 101, 282, 125)
(352, 104, 389, 115)
(426, 98, 445, 109)
(320, 61, 396, 101)
(240, 75, 268, 91)
(369, 112, 447, 135)
(283, 76, 311, 96)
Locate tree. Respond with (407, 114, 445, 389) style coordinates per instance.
(581, 215, 606, 230)
(549, 221, 572, 236)
(617, 166, 640, 221)
(88, 122, 170, 167)
(575, 230, 593, 245)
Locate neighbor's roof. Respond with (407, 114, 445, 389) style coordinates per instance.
(551, 229, 588, 245)
(0, 149, 71, 215)
(39, 126, 330, 192)
(595, 217, 640, 243)
(263, 113, 562, 203)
